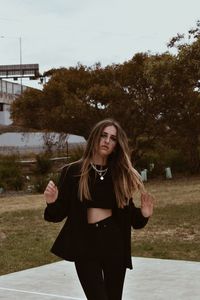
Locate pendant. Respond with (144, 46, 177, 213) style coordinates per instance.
(100, 176, 104, 180)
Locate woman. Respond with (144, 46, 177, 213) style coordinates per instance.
(44, 118, 153, 300)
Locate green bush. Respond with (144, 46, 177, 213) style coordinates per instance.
(33, 172, 60, 193)
(164, 149, 188, 173)
(135, 146, 189, 177)
(68, 145, 85, 163)
(33, 176, 49, 193)
(35, 154, 53, 175)
(0, 155, 24, 190)
(135, 151, 163, 177)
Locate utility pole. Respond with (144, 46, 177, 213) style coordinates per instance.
(19, 37, 23, 93)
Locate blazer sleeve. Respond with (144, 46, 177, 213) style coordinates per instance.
(44, 165, 73, 223)
(130, 201, 149, 229)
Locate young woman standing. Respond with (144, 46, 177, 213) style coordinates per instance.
(44, 118, 154, 300)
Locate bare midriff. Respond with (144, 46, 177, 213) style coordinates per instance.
(87, 208, 112, 224)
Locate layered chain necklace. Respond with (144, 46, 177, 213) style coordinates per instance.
(90, 162, 108, 180)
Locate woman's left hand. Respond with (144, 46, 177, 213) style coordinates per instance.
(140, 192, 154, 218)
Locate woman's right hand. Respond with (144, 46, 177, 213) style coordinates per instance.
(44, 180, 58, 204)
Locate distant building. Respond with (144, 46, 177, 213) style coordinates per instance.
(0, 80, 27, 125)
(0, 78, 86, 155)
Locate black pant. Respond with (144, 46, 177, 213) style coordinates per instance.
(75, 217, 126, 300)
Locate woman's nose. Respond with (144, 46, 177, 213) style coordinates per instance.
(105, 136, 110, 143)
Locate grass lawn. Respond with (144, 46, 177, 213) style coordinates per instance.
(0, 176, 200, 275)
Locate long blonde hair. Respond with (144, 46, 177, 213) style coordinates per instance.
(78, 118, 145, 208)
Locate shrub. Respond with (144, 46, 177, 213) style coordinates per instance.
(164, 149, 189, 173)
(0, 155, 24, 190)
(135, 146, 190, 178)
(68, 145, 85, 163)
(33, 172, 60, 193)
(35, 154, 53, 175)
(135, 151, 163, 177)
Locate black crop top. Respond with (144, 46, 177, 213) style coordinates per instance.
(84, 165, 117, 209)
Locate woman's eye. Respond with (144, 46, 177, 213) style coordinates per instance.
(111, 137, 117, 142)
(100, 133, 117, 143)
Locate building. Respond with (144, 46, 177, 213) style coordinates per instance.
(0, 64, 40, 126)
(0, 79, 86, 154)
(0, 79, 27, 125)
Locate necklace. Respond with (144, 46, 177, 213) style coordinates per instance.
(90, 163, 108, 180)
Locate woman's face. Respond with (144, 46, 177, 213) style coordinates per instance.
(97, 125, 117, 158)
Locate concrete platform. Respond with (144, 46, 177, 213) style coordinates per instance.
(0, 257, 199, 300)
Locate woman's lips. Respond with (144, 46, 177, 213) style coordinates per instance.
(101, 145, 109, 150)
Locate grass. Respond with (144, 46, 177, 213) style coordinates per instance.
(0, 176, 200, 275)
(0, 208, 62, 275)
(132, 176, 200, 261)
(132, 202, 200, 261)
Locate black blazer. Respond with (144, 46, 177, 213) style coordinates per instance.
(44, 161, 149, 269)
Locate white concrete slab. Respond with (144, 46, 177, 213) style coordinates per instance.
(0, 257, 199, 300)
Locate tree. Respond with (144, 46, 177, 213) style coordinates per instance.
(11, 65, 106, 138)
(11, 23, 200, 172)
(165, 21, 200, 172)
(11, 88, 44, 129)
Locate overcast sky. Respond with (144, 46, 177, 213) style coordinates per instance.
(0, 0, 200, 89)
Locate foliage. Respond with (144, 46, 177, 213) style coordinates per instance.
(33, 169, 60, 193)
(10, 21, 200, 173)
(34, 153, 53, 175)
(0, 155, 24, 190)
(11, 88, 43, 130)
(137, 145, 190, 174)
(68, 145, 85, 163)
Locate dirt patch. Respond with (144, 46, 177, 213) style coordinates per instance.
(132, 226, 199, 242)
(0, 194, 45, 213)
(1, 176, 200, 213)
(133, 177, 200, 208)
